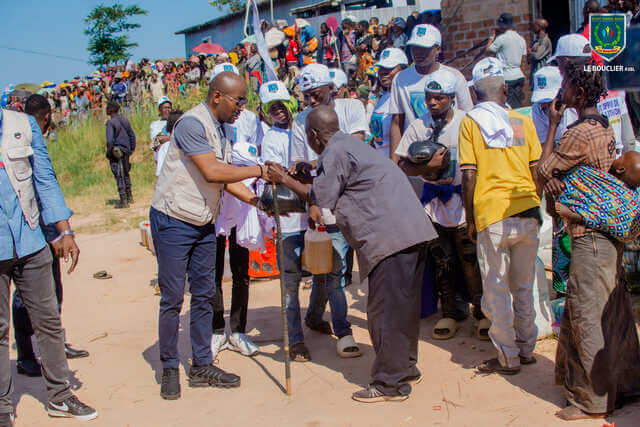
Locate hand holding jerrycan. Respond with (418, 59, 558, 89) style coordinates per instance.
(302, 226, 333, 274)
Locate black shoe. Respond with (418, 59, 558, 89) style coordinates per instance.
(188, 363, 240, 388)
(47, 394, 98, 421)
(16, 359, 42, 377)
(127, 192, 134, 204)
(161, 367, 181, 400)
(0, 412, 14, 427)
(352, 384, 410, 403)
(65, 343, 89, 359)
(114, 195, 129, 209)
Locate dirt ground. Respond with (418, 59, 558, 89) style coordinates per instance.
(12, 229, 640, 426)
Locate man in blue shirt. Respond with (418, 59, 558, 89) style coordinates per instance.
(0, 107, 97, 423)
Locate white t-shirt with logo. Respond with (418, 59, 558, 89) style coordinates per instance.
(395, 109, 467, 228)
(290, 98, 368, 225)
(369, 91, 393, 158)
(488, 30, 527, 82)
(389, 64, 473, 131)
(261, 126, 308, 233)
(597, 90, 628, 155)
(224, 109, 263, 166)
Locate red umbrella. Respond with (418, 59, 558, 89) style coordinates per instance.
(192, 42, 226, 55)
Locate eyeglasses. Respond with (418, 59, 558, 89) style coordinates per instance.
(223, 93, 248, 107)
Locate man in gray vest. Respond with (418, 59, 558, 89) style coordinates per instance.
(150, 72, 267, 401)
(0, 108, 98, 424)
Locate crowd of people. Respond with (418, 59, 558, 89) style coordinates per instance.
(2, 1, 640, 425)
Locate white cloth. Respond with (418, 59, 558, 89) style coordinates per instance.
(291, 98, 369, 224)
(224, 110, 263, 166)
(389, 64, 473, 131)
(597, 89, 629, 155)
(532, 102, 578, 144)
(467, 102, 514, 148)
(155, 142, 170, 177)
(370, 91, 393, 157)
(395, 109, 467, 227)
(261, 126, 308, 233)
(150, 120, 167, 141)
(488, 30, 527, 81)
(149, 80, 164, 103)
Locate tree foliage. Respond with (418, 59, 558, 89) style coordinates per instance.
(208, 0, 245, 14)
(84, 3, 148, 66)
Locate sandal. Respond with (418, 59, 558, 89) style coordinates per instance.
(305, 319, 333, 335)
(93, 270, 113, 280)
(476, 318, 491, 341)
(336, 335, 362, 358)
(476, 358, 520, 375)
(289, 342, 311, 362)
(432, 317, 459, 340)
(555, 405, 607, 421)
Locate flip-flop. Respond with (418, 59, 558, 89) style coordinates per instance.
(337, 335, 362, 358)
(555, 405, 608, 421)
(93, 270, 113, 280)
(432, 317, 459, 340)
(289, 343, 311, 362)
(476, 318, 491, 341)
(476, 358, 520, 375)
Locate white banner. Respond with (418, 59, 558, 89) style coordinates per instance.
(250, 0, 277, 81)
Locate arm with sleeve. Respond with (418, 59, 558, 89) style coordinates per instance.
(345, 100, 370, 134)
(310, 148, 349, 211)
(173, 116, 214, 156)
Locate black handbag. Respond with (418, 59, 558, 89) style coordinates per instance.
(259, 184, 307, 215)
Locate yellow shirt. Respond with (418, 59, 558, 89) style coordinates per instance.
(229, 52, 239, 66)
(458, 110, 541, 232)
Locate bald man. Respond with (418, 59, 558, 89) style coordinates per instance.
(529, 18, 551, 82)
(266, 106, 438, 403)
(150, 71, 268, 400)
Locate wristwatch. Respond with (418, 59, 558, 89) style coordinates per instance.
(61, 230, 76, 237)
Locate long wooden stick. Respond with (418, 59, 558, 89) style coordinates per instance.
(271, 183, 292, 395)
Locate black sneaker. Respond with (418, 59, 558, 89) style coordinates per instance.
(16, 359, 42, 377)
(188, 364, 240, 388)
(160, 367, 181, 400)
(0, 412, 14, 427)
(47, 395, 98, 421)
(352, 385, 409, 403)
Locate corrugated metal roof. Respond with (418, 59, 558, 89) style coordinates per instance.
(175, 0, 281, 35)
(289, 0, 339, 14)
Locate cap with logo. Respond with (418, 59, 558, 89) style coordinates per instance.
(531, 66, 563, 103)
(548, 34, 591, 63)
(471, 57, 504, 86)
(407, 24, 441, 49)
(424, 69, 457, 95)
(157, 96, 172, 109)
(375, 48, 409, 69)
(210, 63, 239, 82)
(329, 68, 348, 89)
(299, 63, 332, 92)
(259, 80, 291, 105)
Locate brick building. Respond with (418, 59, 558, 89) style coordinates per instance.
(440, 0, 591, 104)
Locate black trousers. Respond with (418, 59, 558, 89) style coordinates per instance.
(212, 228, 250, 334)
(109, 154, 131, 198)
(367, 243, 427, 393)
(13, 245, 63, 361)
(506, 78, 525, 109)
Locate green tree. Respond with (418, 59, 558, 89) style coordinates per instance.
(84, 3, 148, 66)
(208, 0, 245, 13)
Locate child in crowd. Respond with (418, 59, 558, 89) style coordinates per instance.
(555, 151, 640, 242)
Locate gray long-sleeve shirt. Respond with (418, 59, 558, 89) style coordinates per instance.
(310, 131, 437, 278)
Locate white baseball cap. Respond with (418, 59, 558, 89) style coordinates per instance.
(548, 34, 591, 63)
(259, 80, 291, 105)
(328, 68, 348, 89)
(424, 69, 457, 95)
(407, 24, 441, 49)
(209, 63, 239, 82)
(157, 96, 172, 109)
(299, 63, 332, 92)
(471, 57, 504, 86)
(531, 66, 563, 103)
(375, 48, 409, 69)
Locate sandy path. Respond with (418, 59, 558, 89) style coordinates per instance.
(11, 229, 639, 426)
